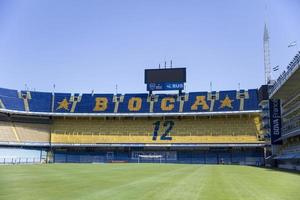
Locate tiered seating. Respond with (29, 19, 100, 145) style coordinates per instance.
(0, 121, 50, 143)
(0, 87, 260, 113)
(153, 94, 180, 112)
(29, 91, 52, 112)
(279, 135, 300, 154)
(0, 88, 24, 111)
(0, 121, 18, 142)
(54, 93, 72, 112)
(281, 145, 300, 154)
(14, 122, 50, 142)
(244, 89, 259, 110)
(214, 90, 239, 111)
(75, 94, 114, 113)
(51, 116, 262, 144)
(119, 94, 149, 113)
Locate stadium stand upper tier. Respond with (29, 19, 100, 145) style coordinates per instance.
(0, 87, 260, 115)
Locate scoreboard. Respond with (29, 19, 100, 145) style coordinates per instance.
(144, 68, 186, 83)
(144, 68, 186, 91)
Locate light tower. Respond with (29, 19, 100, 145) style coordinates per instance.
(263, 23, 272, 85)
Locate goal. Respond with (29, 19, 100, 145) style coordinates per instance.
(137, 155, 163, 164)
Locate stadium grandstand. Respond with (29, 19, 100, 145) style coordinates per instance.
(0, 86, 265, 165)
(2, 2, 300, 200)
(266, 51, 300, 170)
(0, 52, 299, 168)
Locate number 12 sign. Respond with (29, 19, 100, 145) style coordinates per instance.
(152, 121, 174, 141)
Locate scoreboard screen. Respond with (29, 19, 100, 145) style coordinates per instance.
(144, 68, 186, 84)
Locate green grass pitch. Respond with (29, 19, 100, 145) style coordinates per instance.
(0, 164, 299, 200)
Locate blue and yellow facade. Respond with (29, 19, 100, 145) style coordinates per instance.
(0, 88, 259, 114)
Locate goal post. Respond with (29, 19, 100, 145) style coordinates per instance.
(138, 155, 163, 164)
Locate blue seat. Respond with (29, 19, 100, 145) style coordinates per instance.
(76, 93, 114, 113)
(0, 87, 260, 114)
(0, 88, 24, 111)
(119, 93, 149, 113)
(29, 91, 52, 112)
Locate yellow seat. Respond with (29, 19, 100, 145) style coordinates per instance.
(51, 115, 263, 144)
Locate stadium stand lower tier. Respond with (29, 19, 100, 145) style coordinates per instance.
(275, 135, 300, 170)
(52, 147, 265, 165)
(51, 115, 264, 144)
(0, 114, 265, 165)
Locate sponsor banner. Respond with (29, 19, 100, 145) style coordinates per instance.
(147, 82, 184, 91)
(269, 99, 282, 145)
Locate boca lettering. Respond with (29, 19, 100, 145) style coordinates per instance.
(191, 96, 209, 110)
(128, 97, 142, 111)
(161, 97, 175, 111)
(93, 97, 108, 111)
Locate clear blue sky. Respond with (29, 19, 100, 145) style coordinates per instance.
(0, 0, 299, 94)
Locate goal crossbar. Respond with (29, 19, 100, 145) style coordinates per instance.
(137, 155, 163, 163)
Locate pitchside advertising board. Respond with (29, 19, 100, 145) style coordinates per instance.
(269, 99, 283, 145)
(145, 68, 186, 91)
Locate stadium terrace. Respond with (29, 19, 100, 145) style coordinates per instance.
(0, 88, 259, 115)
(1, 2, 300, 199)
(0, 52, 299, 169)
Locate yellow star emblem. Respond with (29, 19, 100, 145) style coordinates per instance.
(56, 98, 70, 110)
(220, 95, 234, 109)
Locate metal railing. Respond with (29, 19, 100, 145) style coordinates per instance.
(0, 157, 42, 165)
(269, 51, 300, 97)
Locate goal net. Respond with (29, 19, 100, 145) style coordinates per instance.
(138, 155, 163, 163)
